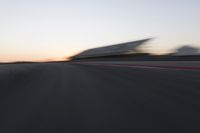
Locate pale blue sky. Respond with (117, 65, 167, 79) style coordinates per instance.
(0, 0, 199, 62)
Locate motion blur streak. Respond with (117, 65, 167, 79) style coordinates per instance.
(1, 61, 200, 133)
(74, 61, 200, 71)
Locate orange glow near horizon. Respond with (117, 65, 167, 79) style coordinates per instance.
(0, 0, 200, 62)
(0, 49, 83, 63)
(0, 54, 71, 63)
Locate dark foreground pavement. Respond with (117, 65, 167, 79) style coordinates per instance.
(1, 61, 200, 133)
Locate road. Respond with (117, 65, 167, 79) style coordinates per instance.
(1, 61, 200, 133)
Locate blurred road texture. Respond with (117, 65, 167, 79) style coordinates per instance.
(1, 61, 200, 133)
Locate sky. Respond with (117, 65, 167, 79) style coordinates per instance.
(0, 0, 200, 62)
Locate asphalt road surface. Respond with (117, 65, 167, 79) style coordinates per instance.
(1, 61, 200, 133)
